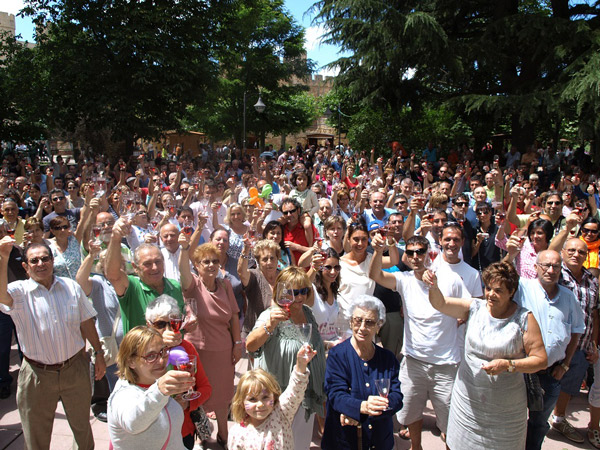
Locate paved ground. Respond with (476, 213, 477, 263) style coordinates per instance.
(0, 340, 595, 449)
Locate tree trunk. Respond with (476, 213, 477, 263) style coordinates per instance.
(511, 114, 535, 152)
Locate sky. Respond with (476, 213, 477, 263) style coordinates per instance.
(4, 0, 346, 76)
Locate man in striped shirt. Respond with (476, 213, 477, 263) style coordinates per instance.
(0, 240, 106, 450)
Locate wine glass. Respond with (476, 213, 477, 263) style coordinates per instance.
(295, 323, 313, 360)
(375, 378, 391, 410)
(95, 175, 107, 197)
(175, 355, 201, 401)
(181, 299, 197, 331)
(182, 219, 194, 236)
(91, 225, 102, 245)
(169, 313, 183, 333)
(276, 282, 294, 316)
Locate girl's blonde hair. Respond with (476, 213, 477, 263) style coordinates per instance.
(231, 368, 282, 423)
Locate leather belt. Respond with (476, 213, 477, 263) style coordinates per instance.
(24, 348, 85, 371)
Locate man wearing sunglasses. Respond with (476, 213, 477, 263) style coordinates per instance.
(42, 188, 88, 237)
(280, 197, 316, 264)
(0, 240, 105, 449)
(369, 235, 466, 448)
(513, 250, 584, 450)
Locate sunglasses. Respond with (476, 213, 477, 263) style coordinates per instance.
(394, 201, 407, 206)
(351, 317, 378, 328)
(52, 196, 65, 201)
(546, 201, 562, 205)
(28, 255, 52, 265)
(282, 208, 298, 216)
(454, 202, 468, 207)
(582, 228, 599, 234)
(138, 347, 170, 364)
(476, 210, 491, 215)
(405, 248, 427, 256)
(322, 264, 341, 271)
(151, 320, 169, 329)
(200, 259, 220, 266)
(52, 224, 70, 231)
(293, 287, 310, 296)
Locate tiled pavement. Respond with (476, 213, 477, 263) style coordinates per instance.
(0, 341, 595, 449)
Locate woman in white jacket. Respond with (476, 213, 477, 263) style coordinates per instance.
(108, 326, 195, 450)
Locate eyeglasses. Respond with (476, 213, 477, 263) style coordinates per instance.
(282, 208, 297, 216)
(565, 248, 588, 256)
(151, 320, 169, 329)
(454, 202, 468, 207)
(537, 262, 561, 271)
(97, 221, 115, 228)
(405, 248, 427, 256)
(200, 259, 220, 266)
(582, 228, 599, 235)
(394, 200, 407, 206)
(51, 224, 70, 231)
(138, 347, 170, 364)
(546, 201, 562, 205)
(351, 317, 379, 328)
(27, 255, 52, 265)
(323, 264, 341, 271)
(293, 287, 310, 296)
(439, 170, 447, 174)
(476, 210, 491, 215)
(51, 196, 65, 202)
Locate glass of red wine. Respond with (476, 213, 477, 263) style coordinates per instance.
(169, 313, 183, 333)
(183, 220, 194, 236)
(176, 355, 201, 401)
(276, 282, 294, 318)
(91, 225, 102, 245)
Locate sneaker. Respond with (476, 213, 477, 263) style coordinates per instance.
(589, 428, 600, 449)
(551, 418, 584, 443)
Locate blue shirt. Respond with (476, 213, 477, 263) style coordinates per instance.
(362, 208, 394, 228)
(514, 279, 585, 366)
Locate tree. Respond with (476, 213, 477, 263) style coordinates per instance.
(187, 0, 316, 148)
(314, 0, 600, 151)
(14, 0, 219, 149)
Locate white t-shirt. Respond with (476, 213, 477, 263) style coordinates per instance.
(190, 200, 226, 242)
(338, 253, 376, 317)
(432, 257, 483, 298)
(310, 283, 340, 341)
(393, 270, 465, 365)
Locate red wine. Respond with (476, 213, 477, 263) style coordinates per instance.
(170, 319, 182, 332)
(93, 228, 101, 238)
(177, 362, 193, 372)
(150, 220, 159, 228)
(183, 226, 193, 236)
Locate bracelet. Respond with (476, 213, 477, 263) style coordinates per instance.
(242, 254, 252, 260)
(263, 325, 274, 336)
(234, 340, 243, 345)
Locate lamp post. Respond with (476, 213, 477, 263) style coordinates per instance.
(324, 103, 346, 151)
(243, 92, 266, 158)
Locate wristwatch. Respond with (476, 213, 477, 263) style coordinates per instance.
(560, 362, 570, 372)
(507, 359, 516, 373)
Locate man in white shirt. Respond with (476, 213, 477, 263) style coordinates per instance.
(369, 235, 466, 449)
(159, 223, 181, 281)
(0, 240, 106, 449)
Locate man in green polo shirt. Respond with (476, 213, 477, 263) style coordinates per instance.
(105, 219, 184, 334)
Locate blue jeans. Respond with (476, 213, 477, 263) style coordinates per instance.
(526, 370, 562, 450)
(0, 311, 17, 388)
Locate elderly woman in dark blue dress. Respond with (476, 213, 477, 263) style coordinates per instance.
(322, 295, 403, 450)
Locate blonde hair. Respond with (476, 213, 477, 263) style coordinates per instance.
(225, 203, 246, 225)
(253, 239, 281, 260)
(191, 243, 220, 266)
(231, 368, 282, 423)
(429, 192, 449, 209)
(274, 266, 313, 305)
(116, 326, 162, 384)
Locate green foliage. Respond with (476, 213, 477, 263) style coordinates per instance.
(313, 0, 600, 149)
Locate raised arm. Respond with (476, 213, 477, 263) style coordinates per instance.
(367, 236, 398, 291)
(76, 241, 102, 296)
(178, 232, 193, 292)
(106, 219, 130, 296)
(0, 238, 15, 308)
(237, 239, 252, 287)
(423, 271, 471, 321)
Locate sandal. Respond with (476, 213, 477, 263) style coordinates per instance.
(217, 434, 228, 450)
(589, 428, 600, 449)
(399, 427, 411, 440)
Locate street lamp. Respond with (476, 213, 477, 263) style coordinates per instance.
(243, 92, 266, 157)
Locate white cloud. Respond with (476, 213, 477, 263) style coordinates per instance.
(304, 24, 327, 52)
(2, 0, 26, 15)
(317, 65, 340, 77)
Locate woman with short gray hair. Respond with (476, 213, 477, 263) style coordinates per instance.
(322, 295, 402, 450)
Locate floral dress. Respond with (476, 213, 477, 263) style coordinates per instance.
(50, 235, 82, 279)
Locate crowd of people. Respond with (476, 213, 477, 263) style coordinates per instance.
(0, 140, 597, 450)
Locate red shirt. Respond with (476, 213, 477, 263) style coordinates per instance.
(283, 222, 318, 264)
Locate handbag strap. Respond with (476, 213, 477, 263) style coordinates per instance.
(161, 406, 172, 450)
